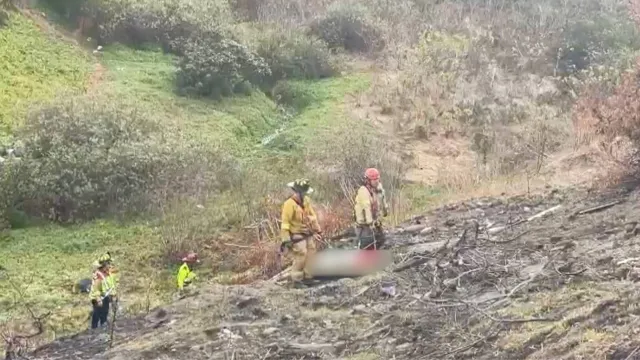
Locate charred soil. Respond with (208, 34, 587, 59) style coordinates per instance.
(29, 185, 640, 360)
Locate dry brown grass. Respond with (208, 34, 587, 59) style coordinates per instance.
(572, 56, 640, 184)
(319, 0, 639, 199)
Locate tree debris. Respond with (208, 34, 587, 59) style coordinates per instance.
(573, 200, 621, 217)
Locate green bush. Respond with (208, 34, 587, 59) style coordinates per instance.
(40, 0, 89, 22)
(0, 10, 7, 27)
(253, 27, 336, 86)
(271, 80, 313, 109)
(3, 96, 240, 223)
(554, 13, 640, 75)
(309, 3, 384, 53)
(0, 0, 11, 27)
(175, 37, 271, 98)
(84, 0, 230, 54)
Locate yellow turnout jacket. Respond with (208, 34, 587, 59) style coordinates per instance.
(354, 183, 388, 225)
(280, 196, 321, 241)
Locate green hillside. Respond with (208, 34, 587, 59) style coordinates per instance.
(0, 6, 375, 338)
(0, 11, 90, 140)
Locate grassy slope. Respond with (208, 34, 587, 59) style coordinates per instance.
(97, 45, 282, 150)
(0, 11, 91, 141)
(0, 14, 372, 337)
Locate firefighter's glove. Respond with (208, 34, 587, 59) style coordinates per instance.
(95, 299, 103, 307)
(313, 231, 323, 241)
(374, 219, 382, 228)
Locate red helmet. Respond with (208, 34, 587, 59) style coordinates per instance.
(182, 252, 199, 263)
(364, 168, 380, 181)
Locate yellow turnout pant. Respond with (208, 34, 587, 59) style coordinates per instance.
(290, 237, 317, 281)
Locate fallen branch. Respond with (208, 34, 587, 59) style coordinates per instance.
(393, 234, 455, 272)
(527, 205, 562, 222)
(269, 268, 290, 282)
(355, 324, 391, 341)
(488, 205, 562, 235)
(486, 230, 530, 244)
(575, 200, 621, 216)
(288, 342, 337, 353)
(617, 258, 640, 266)
(428, 326, 503, 358)
(506, 260, 549, 299)
(625, 346, 640, 360)
(222, 243, 254, 249)
(338, 285, 371, 307)
(443, 268, 482, 287)
(393, 256, 431, 272)
(473, 305, 557, 324)
(554, 264, 587, 276)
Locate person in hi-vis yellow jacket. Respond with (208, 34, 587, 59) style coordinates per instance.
(354, 168, 389, 250)
(280, 179, 322, 288)
(177, 252, 199, 297)
(89, 258, 117, 329)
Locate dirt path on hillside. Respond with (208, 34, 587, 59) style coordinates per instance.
(20, 8, 106, 94)
(86, 62, 106, 92)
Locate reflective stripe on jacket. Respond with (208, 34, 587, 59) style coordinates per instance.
(89, 270, 116, 301)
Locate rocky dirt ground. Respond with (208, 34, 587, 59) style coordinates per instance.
(25, 183, 640, 360)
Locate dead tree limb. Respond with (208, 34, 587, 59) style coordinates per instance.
(575, 200, 621, 216)
(2, 272, 51, 360)
(486, 230, 530, 244)
(554, 263, 587, 276)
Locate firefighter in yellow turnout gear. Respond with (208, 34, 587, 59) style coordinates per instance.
(354, 168, 389, 250)
(89, 256, 117, 329)
(280, 179, 322, 287)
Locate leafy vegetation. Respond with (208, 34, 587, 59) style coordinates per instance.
(309, 3, 383, 53)
(4, 96, 241, 224)
(0, 11, 379, 343)
(176, 38, 270, 98)
(4, 0, 640, 353)
(250, 26, 337, 86)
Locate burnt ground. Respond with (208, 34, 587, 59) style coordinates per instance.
(26, 185, 640, 360)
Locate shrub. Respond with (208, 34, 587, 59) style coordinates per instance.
(3, 96, 239, 223)
(271, 80, 313, 109)
(81, 0, 231, 54)
(554, 13, 640, 75)
(573, 60, 640, 170)
(0, 0, 12, 27)
(175, 37, 271, 98)
(0, 9, 7, 27)
(40, 0, 88, 22)
(309, 3, 384, 53)
(230, 0, 334, 24)
(252, 27, 336, 86)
